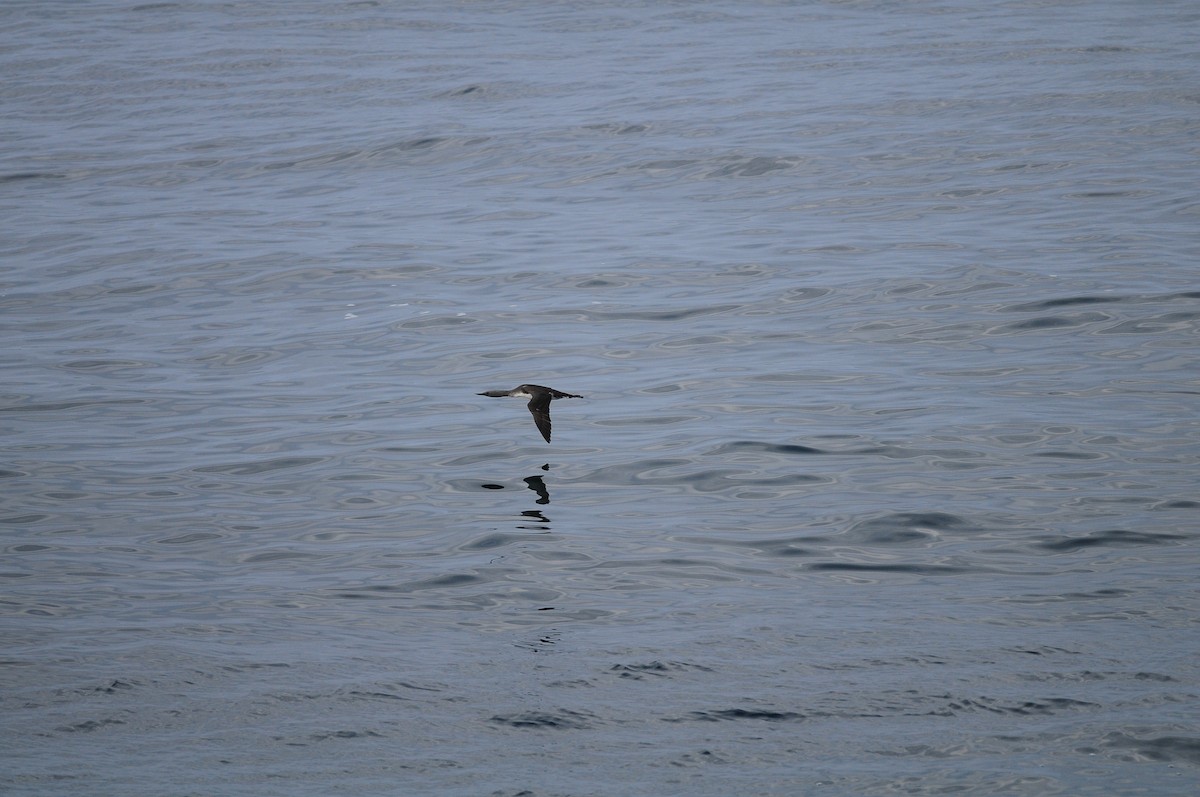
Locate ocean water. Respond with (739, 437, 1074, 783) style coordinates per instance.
(2, 1, 1198, 795)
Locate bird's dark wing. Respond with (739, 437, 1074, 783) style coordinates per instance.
(525, 385, 582, 400)
(526, 394, 553, 443)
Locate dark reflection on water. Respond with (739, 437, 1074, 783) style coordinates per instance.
(522, 474, 550, 505)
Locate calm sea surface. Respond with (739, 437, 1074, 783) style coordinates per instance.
(3, 1, 1198, 795)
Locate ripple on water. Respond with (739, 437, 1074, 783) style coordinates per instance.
(1031, 528, 1187, 553)
(573, 458, 831, 495)
(191, 456, 328, 476)
(1096, 733, 1200, 766)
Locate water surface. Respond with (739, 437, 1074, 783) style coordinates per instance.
(2, 2, 1198, 795)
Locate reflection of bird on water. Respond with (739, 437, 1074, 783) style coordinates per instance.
(477, 384, 583, 443)
(523, 476, 550, 505)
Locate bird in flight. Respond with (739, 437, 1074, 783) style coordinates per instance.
(477, 384, 583, 443)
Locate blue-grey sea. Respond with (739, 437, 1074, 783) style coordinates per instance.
(3, 2, 1198, 795)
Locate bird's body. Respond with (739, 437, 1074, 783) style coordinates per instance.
(477, 384, 582, 443)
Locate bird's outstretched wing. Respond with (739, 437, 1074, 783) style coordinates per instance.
(526, 394, 554, 443)
(525, 385, 582, 401)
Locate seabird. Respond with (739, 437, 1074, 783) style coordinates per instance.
(477, 384, 582, 443)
